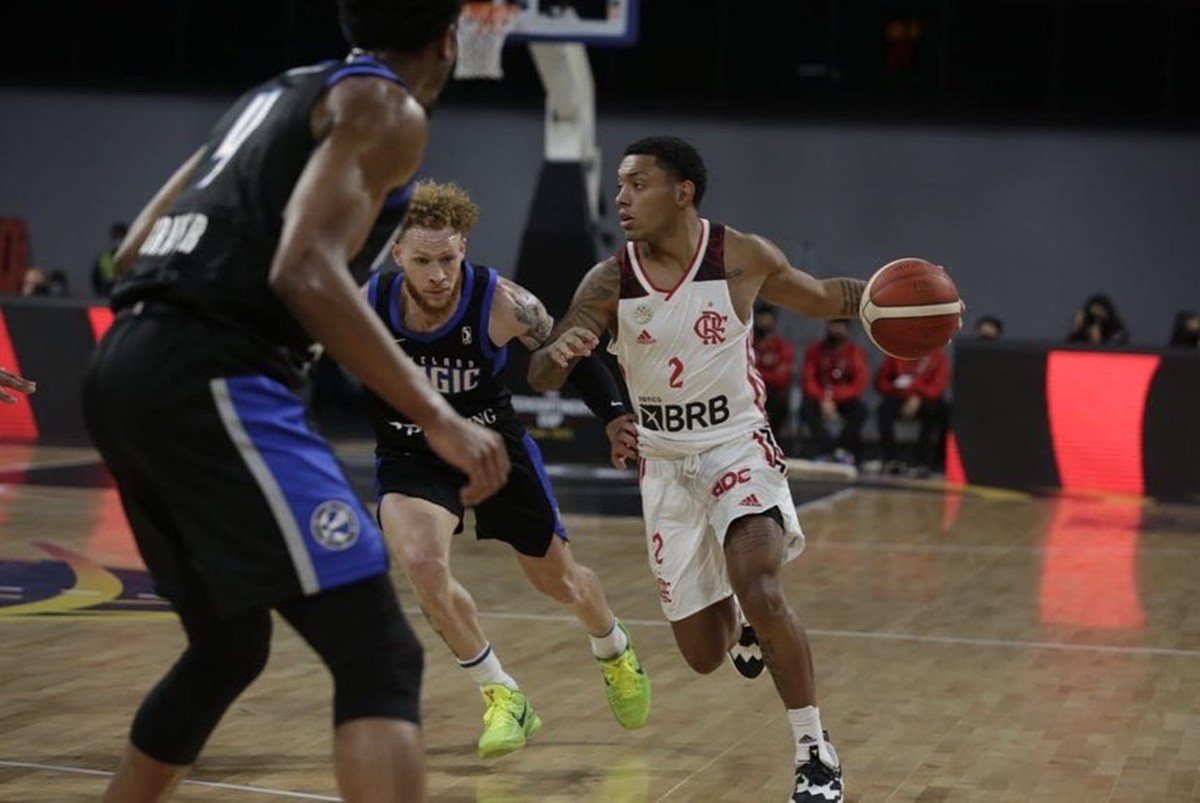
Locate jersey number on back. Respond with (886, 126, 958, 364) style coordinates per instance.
(196, 89, 284, 189)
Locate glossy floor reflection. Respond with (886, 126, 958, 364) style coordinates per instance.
(1, 445, 1199, 801)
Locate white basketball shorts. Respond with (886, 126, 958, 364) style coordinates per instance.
(638, 426, 805, 621)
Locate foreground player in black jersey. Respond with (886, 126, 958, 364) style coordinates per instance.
(364, 182, 651, 758)
(83, 2, 509, 801)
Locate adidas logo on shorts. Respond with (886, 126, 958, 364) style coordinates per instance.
(738, 493, 762, 507)
(636, 329, 656, 344)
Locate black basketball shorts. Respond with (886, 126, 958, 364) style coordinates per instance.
(83, 309, 389, 615)
(375, 427, 568, 558)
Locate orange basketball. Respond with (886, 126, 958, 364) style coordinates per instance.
(859, 257, 963, 359)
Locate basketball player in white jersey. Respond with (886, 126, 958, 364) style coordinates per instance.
(528, 137, 864, 802)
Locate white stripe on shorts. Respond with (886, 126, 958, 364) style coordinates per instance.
(209, 378, 319, 595)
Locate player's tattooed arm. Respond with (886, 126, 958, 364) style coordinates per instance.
(527, 258, 620, 392)
(490, 278, 555, 350)
(746, 232, 866, 320)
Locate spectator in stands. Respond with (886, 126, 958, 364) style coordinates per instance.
(91, 221, 128, 297)
(752, 304, 796, 440)
(44, 270, 70, 297)
(799, 319, 868, 465)
(21, 267, 47, 296)
(1168, 310, 1199, 349)
(874, 350, 950, 476)
(1068, 294, 1128, 346)
(975, 315, 1003, 340)
(21, 268, 69, 297)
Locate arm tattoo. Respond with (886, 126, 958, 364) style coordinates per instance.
(835, 278, 865, 318)
(549, 259, 620, 340)
(528, 259, 620, 391)
(512, 290, 554, 346)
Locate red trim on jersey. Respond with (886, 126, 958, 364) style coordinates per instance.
(752, 430, 774, 467)
(627, 219, 710, 301)
(758, 426, 787, 473)
(745, 338, 767, 413)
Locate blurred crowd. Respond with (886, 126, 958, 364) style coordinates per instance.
(1, 217, 1196, 477)
(753, 292, 1200, 477)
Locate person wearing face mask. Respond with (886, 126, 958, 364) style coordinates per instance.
(1067, 294, 1129, 346)
(752, 305, 797, 445)
(799, 319, 868, 465)
(874, 350, 951, 476)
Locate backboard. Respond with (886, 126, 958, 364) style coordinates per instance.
(506, 0, 639, 46)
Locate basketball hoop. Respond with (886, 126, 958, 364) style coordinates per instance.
(454, 2, 520, 80)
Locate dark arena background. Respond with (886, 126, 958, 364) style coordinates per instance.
(1, 1, 1199, 800)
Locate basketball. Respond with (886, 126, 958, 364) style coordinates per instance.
(859, 257, 963, 360)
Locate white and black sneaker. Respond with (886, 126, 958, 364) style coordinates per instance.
(792, 736, 842, 802)
(729, 623, 765, 679)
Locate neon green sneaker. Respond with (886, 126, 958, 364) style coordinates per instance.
(477, 684, 541, 759)
(597, 621, 651, 730)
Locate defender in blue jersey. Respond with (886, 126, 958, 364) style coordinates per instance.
(80, 3, 511, 800)
(364, 182, 651, 758)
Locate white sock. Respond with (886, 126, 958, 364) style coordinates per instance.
(458, 644, 518, 690)
(788, 706, 836, 767)
(589, 618, 628, 660)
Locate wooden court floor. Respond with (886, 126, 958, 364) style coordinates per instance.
(1, 445, 1199, 802)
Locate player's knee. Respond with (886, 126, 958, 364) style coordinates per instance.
(190, 613, 272, 688)
(331, 614, 425, 726)
(529, 564, 584, 606)
(131, 615, 271, 765)
(399, 549, 451, 599)
(736, 578, 788, 625)
(679, 641, 726, 675)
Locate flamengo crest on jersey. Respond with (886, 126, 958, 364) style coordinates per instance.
(608, 219, 769, 458)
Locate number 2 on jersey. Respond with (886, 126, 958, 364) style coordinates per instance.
(668, 357, 684, 388)
(196, 89, 284, 189)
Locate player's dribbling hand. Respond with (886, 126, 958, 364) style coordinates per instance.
(605, 413, 639, 470)
(426, 414, 510, 505)
(545, 327, 599, 368)
(0, 368, 36, 403)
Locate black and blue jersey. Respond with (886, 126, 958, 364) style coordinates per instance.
(365, 261, 516, 456)
(365, 260, 568, 556)
(112, 50, 416, 378)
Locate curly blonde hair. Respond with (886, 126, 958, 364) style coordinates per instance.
(399, 181, 480, 236)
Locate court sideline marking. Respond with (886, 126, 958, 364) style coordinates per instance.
(478, 610, 1200, 659)
(0, 759, 339, 800)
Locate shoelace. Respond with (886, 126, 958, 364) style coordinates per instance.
(796, 753, 838, 786)
(482, 691, 519, 726)
(601, 653, 641, 699)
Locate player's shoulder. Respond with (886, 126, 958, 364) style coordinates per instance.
(590, 255, 621, 282)
(724, 225, 784, 261)
(722, 225, 788, 277)
(324, 76, 426, 145)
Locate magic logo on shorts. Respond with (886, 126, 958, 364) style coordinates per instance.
(639, 395, 729, 432)
(310, 500, 361, 551)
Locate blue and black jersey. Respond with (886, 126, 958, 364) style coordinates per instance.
(112, 50, 416, 377)
(364, 261, 519, 457)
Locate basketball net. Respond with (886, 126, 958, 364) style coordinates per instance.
(454, 2, 520, 80)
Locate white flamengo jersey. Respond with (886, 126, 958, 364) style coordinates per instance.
(608, 219, 769, 458)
